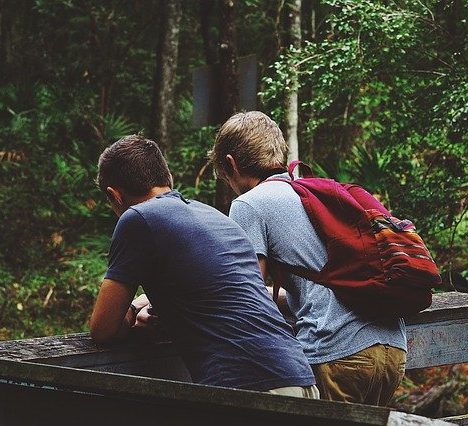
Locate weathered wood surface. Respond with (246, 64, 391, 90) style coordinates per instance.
(439, 415, 468, 426)
(0, 293, 466, 425)
(0, 331, 192, 380)
(405, 292, 468, 369)
(405, 292, 468, 325)
(405, 319, 467, 369)
(0, 293, 466, 371)
(0, 359, 454, 426)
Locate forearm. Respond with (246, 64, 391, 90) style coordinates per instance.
(114, 307, 137, 340)
(90, 279, 138, 344)
(91, 307, 134, 343)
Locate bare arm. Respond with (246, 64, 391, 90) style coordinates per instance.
(90, 279, 138, 344)
(258, 255, 292, 318)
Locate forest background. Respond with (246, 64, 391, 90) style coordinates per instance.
(0, 0, 466, 415)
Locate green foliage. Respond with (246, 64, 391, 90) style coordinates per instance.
(262, 0, 467, 272)
(0, 232, 108, 340)
(0, 83, 111, 268)
(101, 113, 137, 143)
(168, 97, 217, 204)
(1, 0, 466, 340)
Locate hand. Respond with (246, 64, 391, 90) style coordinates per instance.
(131, 293, 151, 311)
(134, 304, 160, 328)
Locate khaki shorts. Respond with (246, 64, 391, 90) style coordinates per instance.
(267, 385, 320, 399)
(312, 344, 406, 406)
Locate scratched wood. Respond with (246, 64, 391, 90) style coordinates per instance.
(405, 292, 468, 369)
(0, 293, 466, 425)
(0, 331, 192, 380)
(406, 318, 468, 369)
(0, 329, 174, 362)
(0, 359, 455, 426)
(0, 293, 466, 373)
(440, 415, 468, 426)
(405, 292, 468, 325)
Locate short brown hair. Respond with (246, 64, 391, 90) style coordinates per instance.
(210, 111, 288, 179)
(97, 135, 172, 196)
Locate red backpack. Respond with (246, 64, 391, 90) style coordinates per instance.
(267, 160, 441, 317)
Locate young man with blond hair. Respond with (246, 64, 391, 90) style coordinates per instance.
(211, 111, 407, 406)
(90, 134, 319, 397)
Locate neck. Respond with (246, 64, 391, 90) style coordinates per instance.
(239, 176, 262, 194)
(238, 169, 286, 194)
(127, 186, 172, 206)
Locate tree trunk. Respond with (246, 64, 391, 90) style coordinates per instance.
(150, 0, 182, 153)
(284, 0, 301, 165)
(218, 0, 239, 122)
(0, 0, 12, 84)
(302, 0, 317, 162)
(0, 0, 6, 82)
(259, 0, 284, 79)
(214, 0, 239, 214)
(199, 0, 218, 65)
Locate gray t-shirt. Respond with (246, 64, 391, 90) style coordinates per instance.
(229, 173, 407, 365)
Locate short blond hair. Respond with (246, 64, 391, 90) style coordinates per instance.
(210, 111, 288, 179)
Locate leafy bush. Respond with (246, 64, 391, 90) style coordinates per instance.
(0, 232, 108, 339)
(168, 96, 217, 204)
(261, 0, 467, 277)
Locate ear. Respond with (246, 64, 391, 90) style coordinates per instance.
(106, 187, 123, 206)
(226, 154, 240, 176)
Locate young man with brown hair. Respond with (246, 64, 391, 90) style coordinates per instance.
(211, 111, 407, 405)
(90, 134, 318, 397)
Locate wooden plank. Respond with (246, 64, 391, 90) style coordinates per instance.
(439, 415, 468, 426)
(387, 412, 455, 425)
(0, 359, 455, 426)
(0, 293, 465, 424)
(406, 318, 468, 369)
(0, 332, 112, 361)
(0, 331, 191, 380)
(0, 330, 171, 363)
(0, 293, 466, 372)
(405, 292, 468, 369)
(405, 292, 468, 325)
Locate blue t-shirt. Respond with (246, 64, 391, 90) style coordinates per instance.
(105, 190, 314, 391)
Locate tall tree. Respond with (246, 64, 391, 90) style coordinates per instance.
(218, 0, 239, 121)
(302, 0, 320, 161)
(199, 0, 218, 66)
(0, 0, 9, 84)
(150, 0, 182, 152)
(214, 0, 239, 214)
(284, 0, 302, 164)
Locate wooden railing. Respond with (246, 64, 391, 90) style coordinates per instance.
(0, 292, 467, 425)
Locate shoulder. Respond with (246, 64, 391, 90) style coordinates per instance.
(234, 179, 295, 210)
(118, 207, 146, 227)
(113, 207, 149, 240)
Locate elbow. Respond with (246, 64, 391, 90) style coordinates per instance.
(89, 318, 117, 345)
(90, 326, 109, 345)
(90, 329, 111, 345)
